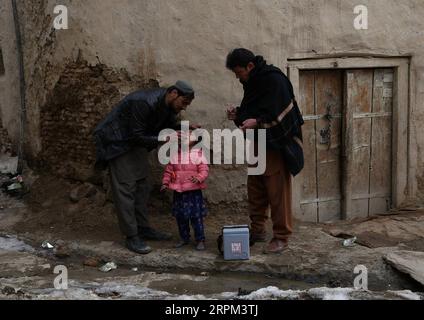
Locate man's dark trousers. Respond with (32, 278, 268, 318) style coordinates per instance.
(109, 146, 151, 237)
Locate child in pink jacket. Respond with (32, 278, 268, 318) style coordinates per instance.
(161, 132, 209, 251)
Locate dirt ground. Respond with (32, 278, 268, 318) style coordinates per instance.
(10, 174, 249, 244)
(12, 175, 121, 241)
(11, 174, 424, 252)
(1, 172, 424, 294)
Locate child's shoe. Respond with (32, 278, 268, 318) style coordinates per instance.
(195, 241, 206, 251)
(175, 240, 190, 248)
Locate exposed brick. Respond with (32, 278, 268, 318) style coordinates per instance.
(38, 60, 155, 180)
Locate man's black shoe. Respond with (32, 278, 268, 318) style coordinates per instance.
(126, 236, 152, 254)
(139, 228, 172, 241)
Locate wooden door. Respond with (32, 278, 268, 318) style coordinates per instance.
(345, 69, 393, 218)
(297, 68, 393, 222)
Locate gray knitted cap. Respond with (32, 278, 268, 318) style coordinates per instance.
(174, 80, 195, 96)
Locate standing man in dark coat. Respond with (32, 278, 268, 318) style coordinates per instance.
(226, 49, 304, 254)
(94, 81, 196, 254)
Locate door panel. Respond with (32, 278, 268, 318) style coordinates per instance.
(369, 69, 393, 214)
(347, 69, 393, 218)
(298, 71, 318, 222)
(350, 70, 373, 218)
(298, 70, 343, 222)
(315, 70, 343, 222)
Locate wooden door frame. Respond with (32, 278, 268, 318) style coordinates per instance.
(287, 56, 410, 220)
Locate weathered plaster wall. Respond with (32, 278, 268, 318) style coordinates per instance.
(0, 0, 21, 152)
(1, 0, 423, 210)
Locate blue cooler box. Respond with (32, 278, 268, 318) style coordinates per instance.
(223, 225, 250, 261)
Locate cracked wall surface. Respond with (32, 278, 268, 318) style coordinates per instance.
(0, 0, 423, 210)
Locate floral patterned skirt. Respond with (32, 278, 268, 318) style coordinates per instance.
(172, 190, 208, 219)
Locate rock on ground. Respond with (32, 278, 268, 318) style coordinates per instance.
(384, 251, 424, 286)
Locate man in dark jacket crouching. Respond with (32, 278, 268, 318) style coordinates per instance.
(94, 81, 195, 254)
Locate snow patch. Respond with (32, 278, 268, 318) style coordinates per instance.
(240, 286, 301, 300)
(308, 287, 355, 300)
(240, 287, 357, 300)
(0, 236, 34, 253)
(388, 290, 422, 300)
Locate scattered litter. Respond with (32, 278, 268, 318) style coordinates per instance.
(7, 182, 22, 191)
(41, 241, 54, 249)
(1, 174, 27, 198)
(99, 262, 117, 272)
(342, 237, 357, 247)
(131, 267, 138, 272)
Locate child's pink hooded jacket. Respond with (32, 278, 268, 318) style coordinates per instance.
(162, 149, 209, 193)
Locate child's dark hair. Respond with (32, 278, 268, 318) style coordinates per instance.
(226, 48, 256, 70)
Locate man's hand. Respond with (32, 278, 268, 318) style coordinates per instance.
(189, 176, 200, 184)
(226, 104, 237, 121)
(160, 185, 169, 192)
(240, 119, 258, 131)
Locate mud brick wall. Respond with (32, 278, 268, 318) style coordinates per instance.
(38, 58, 152, 180)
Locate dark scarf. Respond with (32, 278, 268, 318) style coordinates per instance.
(236, 57, 286, 124)
(235, 56, 305, 176)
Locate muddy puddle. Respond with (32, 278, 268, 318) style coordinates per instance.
(148, 271, 316, 296)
